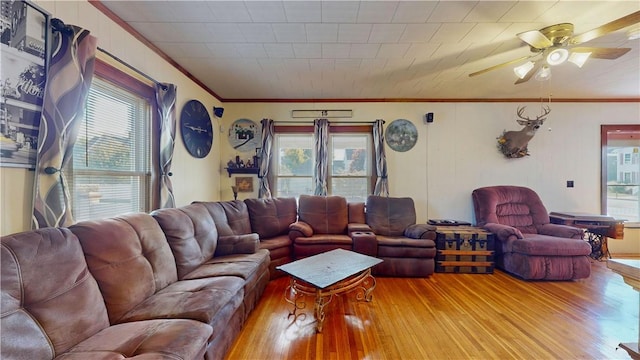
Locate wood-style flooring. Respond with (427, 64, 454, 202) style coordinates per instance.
(226, 259, 639, 360)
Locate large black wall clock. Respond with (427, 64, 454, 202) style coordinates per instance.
(180, 99, 213, 158)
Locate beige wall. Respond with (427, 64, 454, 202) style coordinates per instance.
(219, 102, 640, 255)
(1, 1, 638, 256)
(0, 0, 222, 235)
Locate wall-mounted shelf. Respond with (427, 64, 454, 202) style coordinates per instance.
(225, 167, 259, 177)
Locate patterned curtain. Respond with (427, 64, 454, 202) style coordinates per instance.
(373, 119, 389, 196)
(156, 83, 177, 208)
(258, 118, 274, 198)
(32, 23, 98, 229)
(313, 118, 329, 196)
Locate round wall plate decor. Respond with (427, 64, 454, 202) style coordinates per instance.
(385, 119, 418, 152)
(228, 118, 260, 152)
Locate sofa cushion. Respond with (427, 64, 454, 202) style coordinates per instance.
(199, 201, 253, 236)
(118, 276, 245, 328)
(1, 228, 110, 358)
(298, 195, 348, 234)
(510, 234, 592, 256)
(366, 196, 416, 236)
(244, 197, 297, 238)
(216, 233, 259, 257)
(152, 203, 218, 279)
(70, 213, 179, 324)
(58, 319, 212, 360)
(292, 234, 352, 245)
(258, 234, 292, 252)
(182, 250, 270, 281)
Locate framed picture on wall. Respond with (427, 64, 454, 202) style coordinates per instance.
(235, 176, 253, 192)
(0, 0, 50, 168)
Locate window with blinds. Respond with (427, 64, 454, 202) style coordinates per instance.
(273, 129, 371, 201)
(66, 76, 151, 222)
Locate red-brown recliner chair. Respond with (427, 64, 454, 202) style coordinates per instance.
(472, 185, 592, 280)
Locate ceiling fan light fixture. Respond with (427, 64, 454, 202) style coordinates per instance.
(568, 52, 591, 68)
(534, 65, 552, 81)
(514, 61, 535, 79)
(546, 48, 569, 65)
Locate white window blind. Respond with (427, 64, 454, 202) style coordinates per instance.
(66, 77, 151, 222)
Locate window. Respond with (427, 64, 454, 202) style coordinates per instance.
(273, 126, 372, 202)
(65, 61, 157, 222)
(601, 125, 640, 224)
(330, 134, 371, 202)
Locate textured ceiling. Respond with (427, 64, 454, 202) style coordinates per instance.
(97, 1, 640, 101)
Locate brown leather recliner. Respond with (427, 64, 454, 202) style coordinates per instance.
(472, 185, 591, 280)
(289, 195, 367, 259)
(365, 195, 437, 277)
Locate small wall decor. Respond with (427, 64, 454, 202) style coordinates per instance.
(385, 119, 417, 152)
(235, 176, 253, 192)
(228, 118, 260, 152)
(497, 106, 550, 158)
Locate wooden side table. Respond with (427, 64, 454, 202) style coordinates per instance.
(608, 259, 640, 359)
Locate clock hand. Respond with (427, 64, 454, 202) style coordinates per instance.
(185, 125, 207, 134)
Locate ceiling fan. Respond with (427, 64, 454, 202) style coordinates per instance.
(469, 10, 640, 84)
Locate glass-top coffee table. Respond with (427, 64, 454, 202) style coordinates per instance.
(276, 248, 383, 333)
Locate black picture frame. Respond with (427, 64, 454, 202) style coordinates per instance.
(0, 0, 50, 168)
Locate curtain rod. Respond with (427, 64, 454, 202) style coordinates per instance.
(51, 18, 167, 90)
(96, 47, 166, 90)
(274, 120, 383, 125)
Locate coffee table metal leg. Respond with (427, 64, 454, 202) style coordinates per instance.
(314, 290, 333, 333)
(284, 279, 307, 322)
(356, 272, 377, 302)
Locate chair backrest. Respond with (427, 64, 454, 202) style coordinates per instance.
(298, 195, 348, 234)
(152, 203, 219, 279)
(365, 195, 416, 236)
(244, 197, 297, 238)
(1, 228, 110, 358)
(472, 185, 550, 234)
(70, 213, 178, 323)
(198, 200, 253, 236)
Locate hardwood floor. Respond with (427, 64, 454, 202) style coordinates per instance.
(226, 260, 639, 359)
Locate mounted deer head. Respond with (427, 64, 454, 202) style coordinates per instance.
(497, 105, 551, 158)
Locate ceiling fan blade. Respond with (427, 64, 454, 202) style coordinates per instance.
(517, 30, 554, 49)
(571, 47, 632, 59)
(514, 61, 542, 85)
(468, 55, 533, 77)
(570, 10, 640, 45)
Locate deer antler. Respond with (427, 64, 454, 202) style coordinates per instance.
(516, 105, 551, 122)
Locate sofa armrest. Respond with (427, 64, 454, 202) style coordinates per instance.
(483, 222, 524, 240)
(404, 223, 437, 239)
(289, 221, 314, 240)
(348, 223, 372, 235)
(215, 233, 259, 257)
(537, 223, 584, 239)
(350, 230, 378, 257)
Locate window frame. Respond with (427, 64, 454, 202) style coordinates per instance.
(66, 59, 159, 220)
(271, 124, 374, 199)
(601, 124, 640, 225)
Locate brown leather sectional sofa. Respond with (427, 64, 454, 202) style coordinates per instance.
(1, 195, 435, 360)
